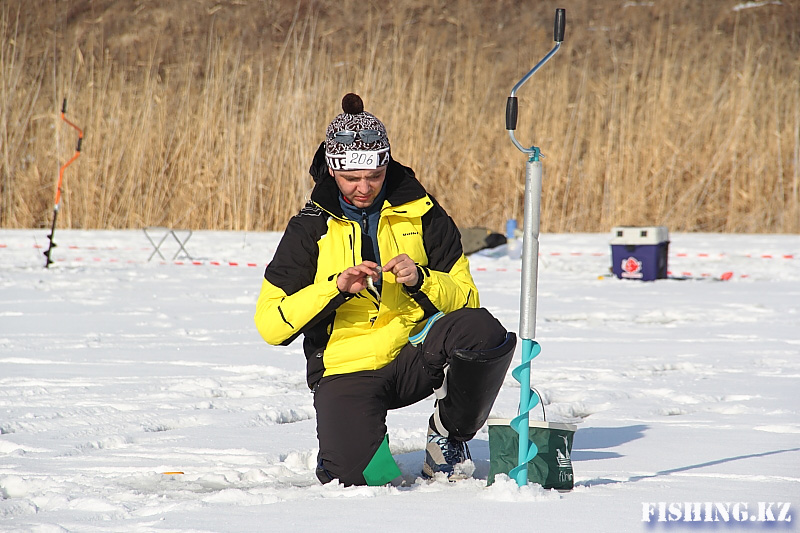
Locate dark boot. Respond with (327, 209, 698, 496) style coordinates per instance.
(433, 332, 517, 441)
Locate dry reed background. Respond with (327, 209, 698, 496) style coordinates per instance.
(1, 0, 799, 233)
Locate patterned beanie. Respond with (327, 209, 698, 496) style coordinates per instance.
(325, 93, 390, 171)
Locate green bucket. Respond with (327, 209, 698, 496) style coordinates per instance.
(486, 418, 577, 491)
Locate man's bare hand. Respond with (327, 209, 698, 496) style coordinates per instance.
(383, 254, 419, 287)
(337, 261, 381, 294)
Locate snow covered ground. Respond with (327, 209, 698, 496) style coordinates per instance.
(1, 228, 798, 532)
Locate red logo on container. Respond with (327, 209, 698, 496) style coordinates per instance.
(621, 257, 643, 278)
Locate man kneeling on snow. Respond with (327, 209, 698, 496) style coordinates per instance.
(254, 93, 515, 486)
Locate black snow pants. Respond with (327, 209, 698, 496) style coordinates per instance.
(313, 307, 515, 486)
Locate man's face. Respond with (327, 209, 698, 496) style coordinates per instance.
(330, 166, 387, 209)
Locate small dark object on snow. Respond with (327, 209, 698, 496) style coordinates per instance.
(460, 227, 506, 255)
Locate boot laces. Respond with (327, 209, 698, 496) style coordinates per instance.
(430, 434, 471, 464)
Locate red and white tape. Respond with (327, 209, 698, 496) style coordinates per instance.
(37, 257, 749, 279)
(3, 243, 795, 260)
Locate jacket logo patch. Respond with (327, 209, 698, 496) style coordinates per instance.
(403, 231, 420, 237)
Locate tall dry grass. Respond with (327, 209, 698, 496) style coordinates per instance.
(1, 0, 798, 233)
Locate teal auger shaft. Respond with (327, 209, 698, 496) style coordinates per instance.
(510, 339, 542, 485)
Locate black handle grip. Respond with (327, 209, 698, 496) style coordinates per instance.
(554, 8, 566, 42)
(62, 98, 67, 114)
(506, 96, 518, 131)
(76, 137, 83, 152)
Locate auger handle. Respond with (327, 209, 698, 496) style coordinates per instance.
(506, 97, 519, 131)
(506, 8, 565, 152)
(554, 8, 566, 43)
(60, 98, 85, 152)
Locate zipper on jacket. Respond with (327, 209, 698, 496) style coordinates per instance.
(348, 227, 356, 265)
(361, 210, 368, 234)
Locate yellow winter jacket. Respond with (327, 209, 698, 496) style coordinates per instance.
(254, 146, 479, 386)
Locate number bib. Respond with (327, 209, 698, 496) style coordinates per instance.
(344, 150, 379, 170)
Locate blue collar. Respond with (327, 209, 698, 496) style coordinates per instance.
(339, 184, 386, 270)
(338, 184, 386, 222)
